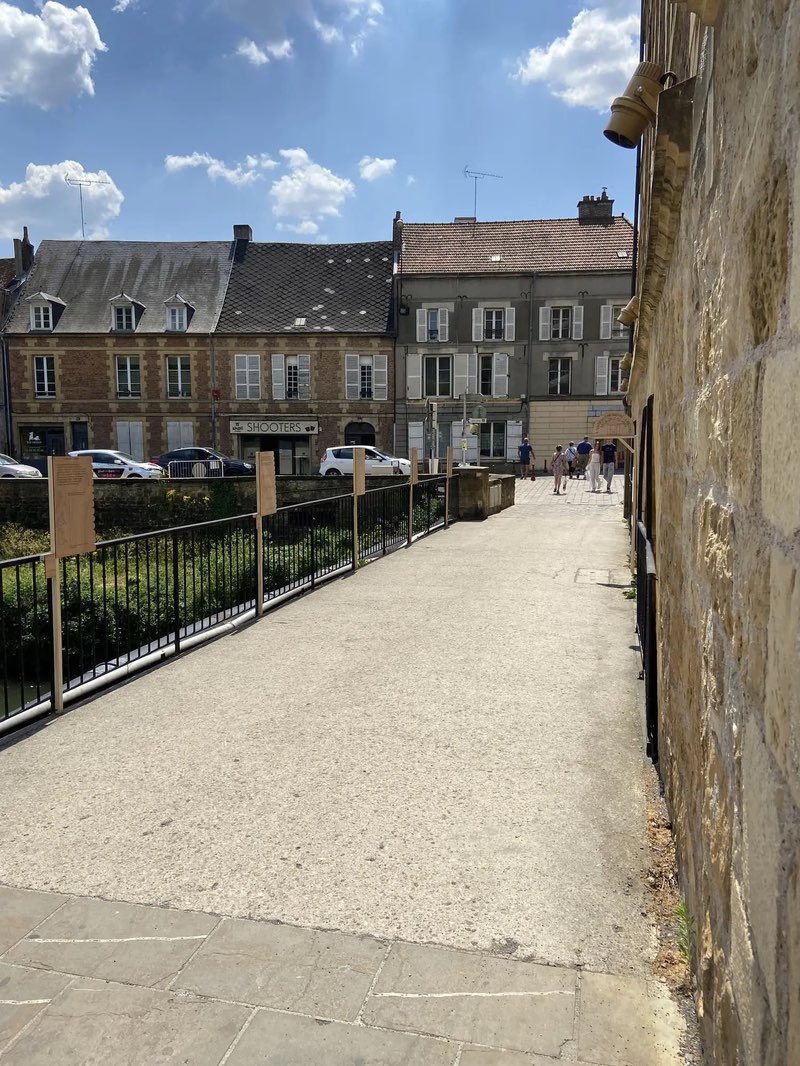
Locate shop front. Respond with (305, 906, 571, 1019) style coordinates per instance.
(229, 417, 318, 475)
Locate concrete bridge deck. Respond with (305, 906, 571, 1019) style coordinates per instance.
(0, 475, 696, 1064)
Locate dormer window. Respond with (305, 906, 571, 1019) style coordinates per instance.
(31, 304, 52, 331)
(26, 291, 65, 331)
(164, 294, 193, 333)
(110, 293, 142, 333)
(115, 305, 134, 331)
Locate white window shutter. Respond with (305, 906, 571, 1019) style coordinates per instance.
(453, 353, 469, 398)
(438, 308, 449, 343)
(506, 420, 523, 460)
(345, 353, 359, 400)
(271, 354, 285, 400)
(595, 353, 609, 395)
(297, 353, 311, 399)
(600, 304, 613, 340)
(467, 353, 478, 394)
(129, 421, 144, 462)
(116, 420, 131, 456)
(180, 421, 194, 447)
(248, 354, 261, 398)
(492, 353, 509, 397)
(166, 421, 180, 451)
(504, 306, 516, 342)
(472, 307, 483, 342)
(407, 353, 422, 399)
(416, 309, 427, 343)
(408, 421, 425, 458)
(539, 306, 551, 341)
(373, 354, 388, 400)
(572, 305, 584, 340)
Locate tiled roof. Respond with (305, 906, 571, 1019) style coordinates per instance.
(400, 217, 634, 275)
(4, 241, 234, 334)
(0, 258, 15, 289)
(217, 241, 394, 335)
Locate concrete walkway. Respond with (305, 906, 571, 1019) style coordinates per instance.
(0, 474, 692, 1064)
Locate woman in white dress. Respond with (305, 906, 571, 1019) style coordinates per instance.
(587, 440, 602, 493)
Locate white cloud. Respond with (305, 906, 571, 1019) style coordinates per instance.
(164, 151, 277, 186)
(215, 0, 382, 57)
(270, 148, 355, 231)
(266, 38, 293, 58)
(407, 175, 416, 186)
(237, 39, 269, 64)
(358, 156, 396, 182)
(0, 2, 106, 109)
(112, 0, 136, 11)
(277, 220, 320, 235)
(516, 7, 639, 112)
(0, 160, 123, 240)
(312, 18, 342, 44)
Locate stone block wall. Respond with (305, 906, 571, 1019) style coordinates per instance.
(628, 2, 800, 1062)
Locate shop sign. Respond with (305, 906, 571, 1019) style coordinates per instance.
(229, 418, 319, 435)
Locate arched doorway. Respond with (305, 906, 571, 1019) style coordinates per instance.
(344, 421, 376, 446)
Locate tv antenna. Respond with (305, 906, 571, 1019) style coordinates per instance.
(463, 165, 503, 221)
(64, 175, 111, 239)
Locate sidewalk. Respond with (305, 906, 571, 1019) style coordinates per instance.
(0, 474, 694, 1064)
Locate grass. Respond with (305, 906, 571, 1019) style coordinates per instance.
(676, 901, 696, 960)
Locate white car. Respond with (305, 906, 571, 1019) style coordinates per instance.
(0, 453, 43, 478)
(319, 446, 411, 476)
(68, 449, 166, 480)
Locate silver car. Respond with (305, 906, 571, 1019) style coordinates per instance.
(0, 453, 43, 478)
(68, 449, 166, 480)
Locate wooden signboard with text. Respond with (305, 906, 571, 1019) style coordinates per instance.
(410, 448, 419, 484)
(256, 452, 277, 516)
(353, 447, 366, 497)
(48, 455, 96, 560)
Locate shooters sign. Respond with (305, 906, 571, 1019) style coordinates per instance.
(229, 418, 319, 435)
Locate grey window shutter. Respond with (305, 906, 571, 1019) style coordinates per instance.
(539, 306, 551, 341)
(247, 354, 261, 399)
(595, 353, 609, 395)
(407, 421, 425, 459)
(271, 354, 285, 400)
(297, 353, 311, 399)
(345, 353, 359, 399)
(373, 354, 388, 400)
(438, 308, 449, 342)
(116, 420, 131, 455)
(506, 420, 522, 460)
(180, 421, 194, 447)
(129, 420, 144, 462)
(600, 304, 613, 340)
(166, 421, 179, 451)
(492, 353, 509, 397)
(453, 353, 469, 397)
(472, 307, 483, 342)
(572, 306, 584, 340)
(416, 309, 427, 343)
(504, 307, 516, 342)
(407, 353, 422, 399)
(467, 353, 478, 394)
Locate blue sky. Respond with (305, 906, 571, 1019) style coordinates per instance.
(0, 0, 640, 245)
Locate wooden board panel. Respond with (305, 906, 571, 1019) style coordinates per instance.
(353, 448, 366, 497)
(256, 452, 277, 516)
(48, 456, 96, 558)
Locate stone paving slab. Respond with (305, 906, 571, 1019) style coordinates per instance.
(0, 886, 67, 953)
(4, 896, 219, 988)
(224, 1009, 457, 1065)
(459, 1050, 582, 1066)
(577, 971, 686, 1066)
(362, 942, 576, 1057)
(0, 979, 251, 1066)
(174, 917, 387, 1020)
(0, 961, 73, 1052)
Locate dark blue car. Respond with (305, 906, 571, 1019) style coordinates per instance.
(156, 447, 255, 478)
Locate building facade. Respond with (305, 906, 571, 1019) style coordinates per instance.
(624, 1, 800, 1062)
(395, 195, 633, 468)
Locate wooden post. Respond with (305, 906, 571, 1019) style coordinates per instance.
(445, 446, 453, 527)
(408, 447, 418, 546)
(352, 447, 366, 571)
(255, 452, 277, 616)
(46, 455, 95, 713)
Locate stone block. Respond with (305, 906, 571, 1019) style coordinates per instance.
(577, 972, 685, 1066)
(0, 961, 72, 1053)
(765, 547, 800, 805)
(731, 527, 770, 707)
(728, 363, 758, 507)
(761, 350, 800, 537)
(0, 886, 67, 954)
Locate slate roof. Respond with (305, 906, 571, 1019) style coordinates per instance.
(217, 241, 394, 335)
(4, 241, 234, 334)
(0, 258, 15, 290)
(400, 217, 634, 275)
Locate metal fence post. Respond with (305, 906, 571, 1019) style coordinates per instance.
(255, 514, 264, 615)
(172, 531, 181, 654)
(408, 448, 418, 546)
(44, 557, 64, 713)
(310, 515, 316, 588)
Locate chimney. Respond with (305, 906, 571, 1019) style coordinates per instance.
(577, 189, 614, 223)
(233, 224, 253, 242)
(13, 226, 35, 277)
(454, 216, 476, 224)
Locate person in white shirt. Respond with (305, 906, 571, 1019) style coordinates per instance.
(564, 442, 578, 479)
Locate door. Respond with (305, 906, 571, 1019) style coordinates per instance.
(71, 422, 89, 451)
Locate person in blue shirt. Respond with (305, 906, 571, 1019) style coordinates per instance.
(575, 436, 592, 479)
(518, 436, 535, 480)
(601, 439, 617, 492)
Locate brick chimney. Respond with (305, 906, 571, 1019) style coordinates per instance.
(13, 226, 34, 276)
(577, 189, 614, 223)
(233, 224, 252, 242)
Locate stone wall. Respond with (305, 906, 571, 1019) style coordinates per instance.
(628, 2, 800, 1062)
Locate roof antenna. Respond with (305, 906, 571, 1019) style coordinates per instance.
(64, 174, 111, 239)
(463, 166, 503, 228)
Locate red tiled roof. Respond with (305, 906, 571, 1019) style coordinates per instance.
(399, 217, 634, 275)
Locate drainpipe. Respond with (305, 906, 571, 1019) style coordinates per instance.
(0, 333, 11, 456)
(525, 273, 536, 450)
(208, 331, 218, 450)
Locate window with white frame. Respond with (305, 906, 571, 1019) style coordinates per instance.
(116, 356, 141, 398)
(271, 354, 310, 400)
(424, 355, 451, 397)
(114, 304, 135, 332)
(539, 304, 583, 341)
(30, 304, 52, 331)
(479, 355, 493, 396)
(609, 356, 623, 393)
(167, 305, 187, 332)
(416, 307, 449, 343)
(166, 356, 191, 398)
(33, 356, 56, 398)
(345, 353, 388, 400)
(484, 308, 504, 340)
(551, 306, 572, 339)
(548, 357, 571, 395)
(235, 354, 261, 399)
(472, 306, 515, 342)
(611, 305, 627, 339)
(479, 421, 506, 459)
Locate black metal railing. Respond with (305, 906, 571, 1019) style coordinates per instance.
(636, 521, 658, 763)
(1, 477, 460, 730)
(0, 554, 52, 724)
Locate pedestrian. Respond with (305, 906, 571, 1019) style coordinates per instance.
(517, 436, 535, 480)
(576, 436, 592, 478)
(564, 442, 577, 479)
(551, 445, 567, 495)
(601, 439, 617, 493)
(587, 440, 602, 492)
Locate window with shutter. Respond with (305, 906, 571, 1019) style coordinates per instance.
(438, 308, 449, 342)
(600, 304, 613, 340)
(479, 355, 493, 396)
(609, 356, 622, 393)
(539, 306, 551, 341)
(373, 354, 388, 400)
(406, 354, 422, 399)
(504, 307, 516, 342)
(492, 353, 509, 397)
(297, 354, 311, 399)
(424, 355, 452, 397)
(408, 421, 425, 459)
(595, 354, 609, 395)
(505, 420, 523, 460)
(572, 305, 584, 340)
(235, 354, 261, 399)
(359, 355, 373, 399)
(416, 309, 427, 343)
(484, 309, 504, 340)
(548, 358, 572, 395)
(551, 307, 572, 339)
(271, 354, 285, 400)
(611, 304, 627, 339)
(345, 353, 360, 399)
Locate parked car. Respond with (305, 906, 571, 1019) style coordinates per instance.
(319, 446, 411, 476)
(0, 453, 43, 478)
(68, 450, 166, 479)
(155, 447, 255, 478)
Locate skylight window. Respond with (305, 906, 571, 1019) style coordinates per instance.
(617, 250, 629, 258)
(491, 254, 502, 262)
